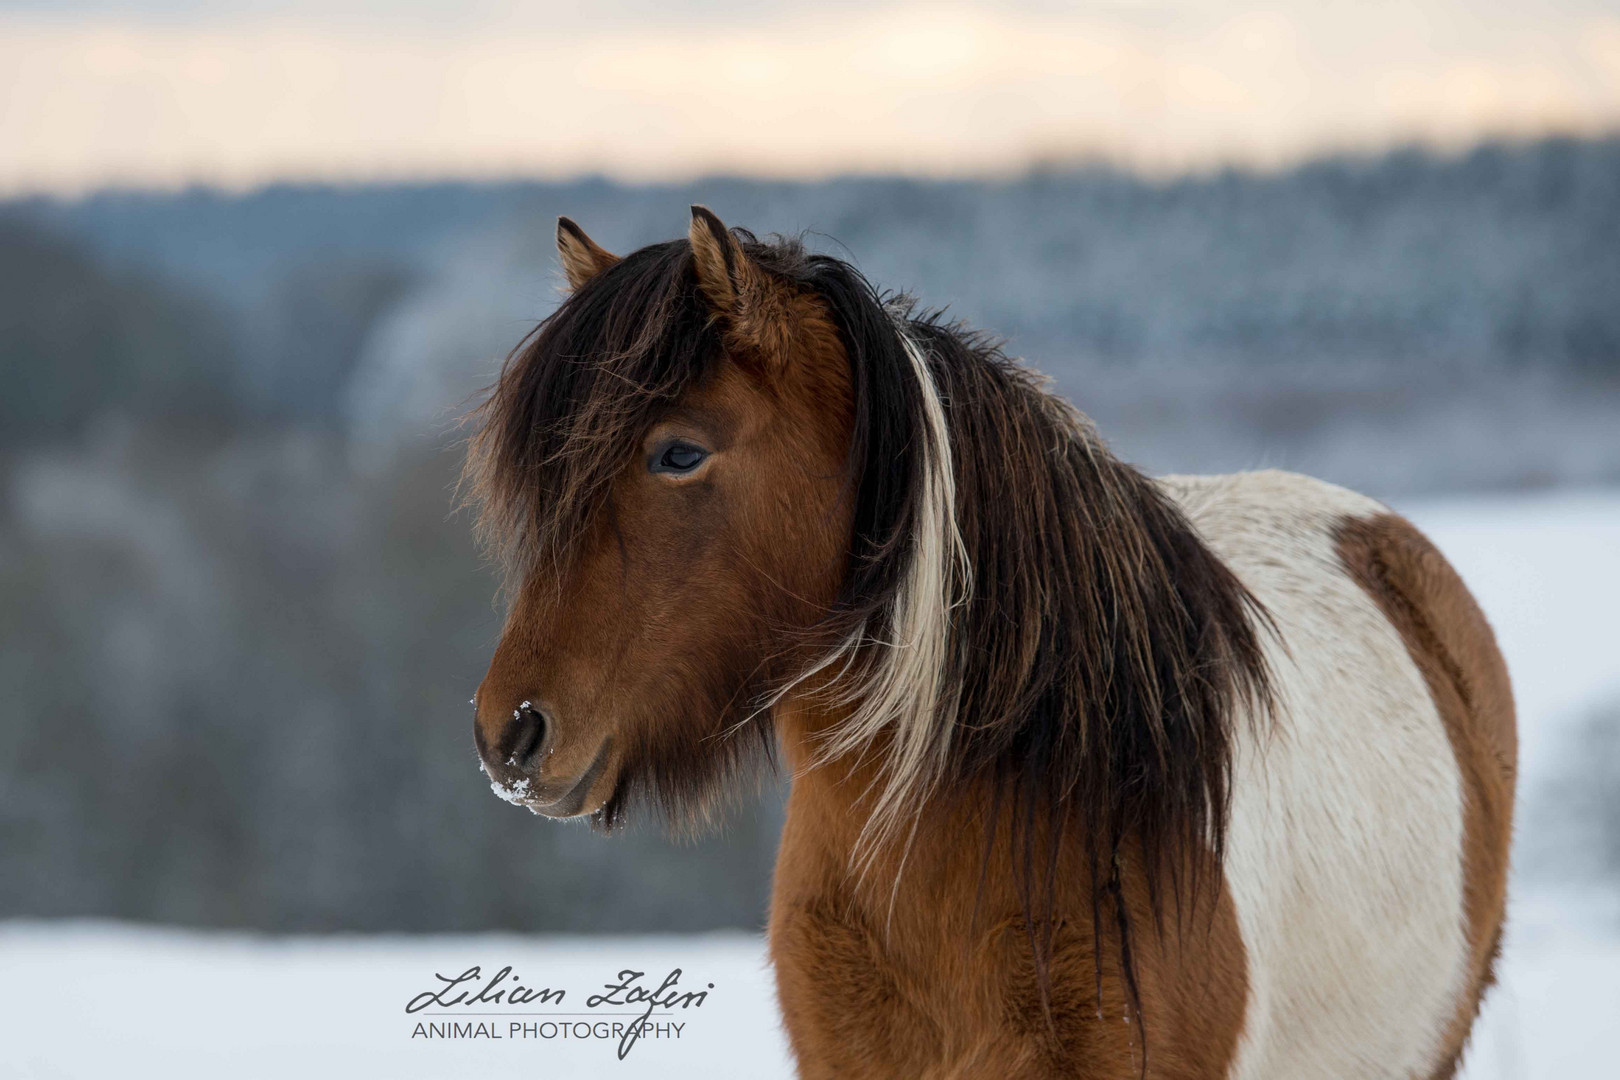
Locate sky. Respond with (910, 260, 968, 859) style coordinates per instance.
(3, 0, 1619, 194)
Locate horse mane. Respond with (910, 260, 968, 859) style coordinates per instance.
(464, 227, 1274, 1017)
(797, 281, 1275, 1030)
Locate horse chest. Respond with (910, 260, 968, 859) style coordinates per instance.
(768, 889, 1166, 1080)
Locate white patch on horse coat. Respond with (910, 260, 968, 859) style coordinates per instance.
(1161, 470, 1470, 1079)
(810, 324, 970, 861)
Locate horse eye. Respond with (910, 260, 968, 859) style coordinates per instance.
(651, 441, 708, 475)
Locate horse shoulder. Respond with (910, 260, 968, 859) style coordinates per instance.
(768, 779, 964, 1078)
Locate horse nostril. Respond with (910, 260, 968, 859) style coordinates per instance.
(505, 701, 548, 772)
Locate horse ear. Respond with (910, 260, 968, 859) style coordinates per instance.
(689, 205, 799, 363)
(688, 205, 759, 315)
(556, 217, 619, 291)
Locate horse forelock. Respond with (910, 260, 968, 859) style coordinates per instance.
(462, 238, 721, 593)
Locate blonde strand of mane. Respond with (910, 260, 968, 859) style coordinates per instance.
(807, 326, 972, 882)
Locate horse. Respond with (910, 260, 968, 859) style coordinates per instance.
(464, 207, 1517, 1079)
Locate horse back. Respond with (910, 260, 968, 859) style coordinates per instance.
(1161, 469, 1516, 1080)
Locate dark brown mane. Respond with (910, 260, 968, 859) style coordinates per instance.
(903, 310, 1274, 1024)
(464, 227, 1274, 1023)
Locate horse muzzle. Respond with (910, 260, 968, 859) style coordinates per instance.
(473, 696, 613, 817)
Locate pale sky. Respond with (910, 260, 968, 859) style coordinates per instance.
(3, 0, 1619, 194)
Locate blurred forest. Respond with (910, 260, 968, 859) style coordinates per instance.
(1, 136, 1618, 932)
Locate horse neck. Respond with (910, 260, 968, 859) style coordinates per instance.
(773, 694, 1054, 934)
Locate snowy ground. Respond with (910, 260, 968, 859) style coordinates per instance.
(0, 925, 791, 1079)
(4, 488, 1618, 1079)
